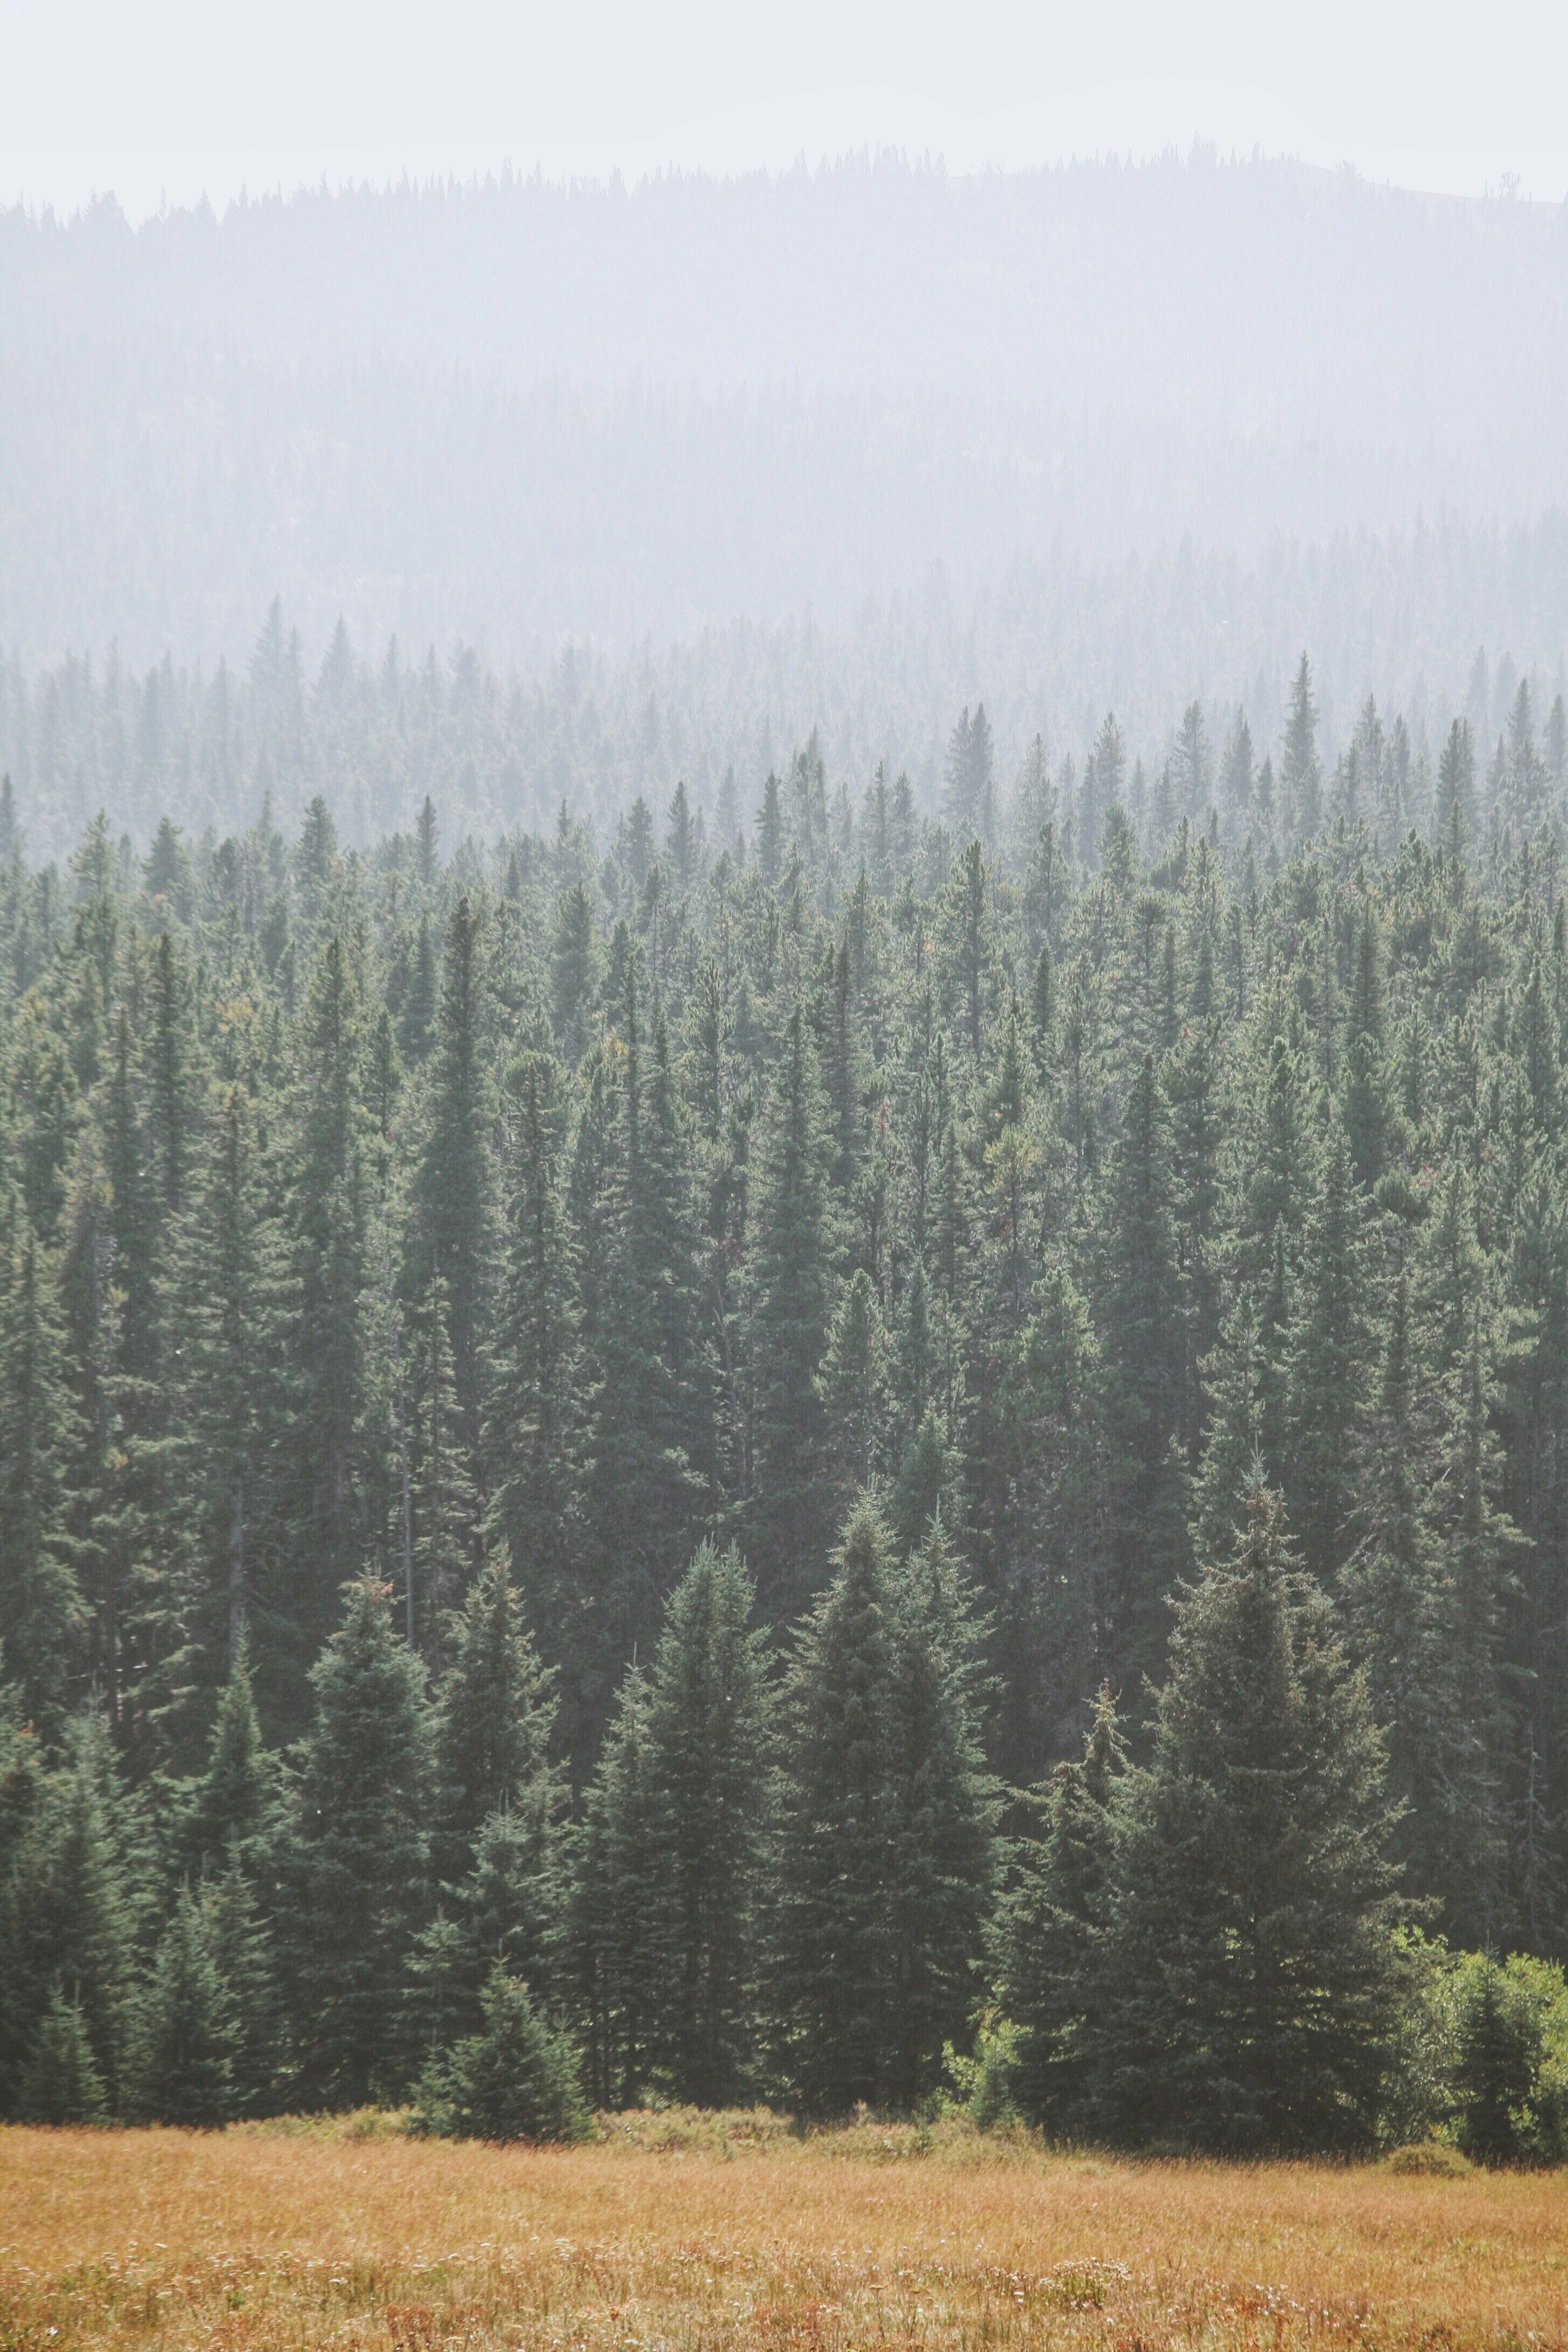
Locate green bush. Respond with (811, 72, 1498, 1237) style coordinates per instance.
(1381, 1942, 1568, 2165)
(944, 2012, 1021, 2131)
(414, 1963, 590, 2144)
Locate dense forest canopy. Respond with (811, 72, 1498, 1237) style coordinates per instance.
(5, 576, 1568, 868)
(5, 647, 1568, 2141)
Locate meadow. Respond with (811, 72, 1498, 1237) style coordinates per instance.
(3, 2115, 1564, 2352)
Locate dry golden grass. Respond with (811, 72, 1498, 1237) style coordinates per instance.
(3, 2115, 1565, 2352)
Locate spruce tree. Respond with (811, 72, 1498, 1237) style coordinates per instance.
(0, 1226, 82, 1733)
(409, 892, 494, 1485)
(775, 1501, 997, 2113)
(286, 1576, 431, 2106)
(1281, 654, 1323, 842)
(180, 1642, 279, 1878)
(0, 1716, 137, 2115)
(747, 1006, 836, 1609)
(488, 1045, 578, 1620)
(432, 1546, 558, 1876)
(285, 936, 369, 1705)
(1285, 1115, 1371, 1584)
(132, 1886, 236, 2125)
(1101, 1487, 1405, 2151)
(995, 1685, 1126, 2132)
(571, 1668, 658, 2106)
(15, 1985, 108, 2123)
(640, 1542, 774, 2104)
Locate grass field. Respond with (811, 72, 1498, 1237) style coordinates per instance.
(3, 2113, 1564, 2352)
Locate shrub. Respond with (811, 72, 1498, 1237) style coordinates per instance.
(414, 1964, 589, 2143)
(1383, 2140, 1472, 2175)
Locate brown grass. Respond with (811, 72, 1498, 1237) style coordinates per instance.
(2, 2114, 1564, 2352)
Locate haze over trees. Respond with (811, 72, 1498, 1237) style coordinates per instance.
(5, 150, 1568, 2150)
(5, 666, 1568, 2144)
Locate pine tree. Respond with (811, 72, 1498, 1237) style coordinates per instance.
(1281, 654, 1323, 842)
(775, 1501, 997, 2113)
(747, 1006, 836, 1609)
(180, 1642, 279, 1878)
(202, 1857, 281, 2113)
(757, 773, 785, 886)
(409, 892, 493, 1487)
(284, 936, 369, 1706)
(1096, 1053, 1185, 1672)
(433, 1546, 558, 1876)
(995, 1685, 1126, 2132)
(1343, 903, 1389, 1188)
(0, 1716, 138, 2114)
(0, 1227, 82, 1733)
(488, 1045, 578, 1639)
(1100, 1487, 1404, 2151)
(167, 1084, 281, 1731)
(817, 1266, 888, 1499)
(571, 1668, 658, 2106)
(1339, 1273, 1456, 1902)
(1191, 1282, 1267, 1557)
(880, 1518, 1000, 2110)
(286, 1576, 431, 2106)
(1285, 1117, 1371, 1584)
(551, 882, 597, 1063)
(15, 1985, 108, 2123)
(636, 1542, 773, 2105)
(132, 1885, 236, 2124)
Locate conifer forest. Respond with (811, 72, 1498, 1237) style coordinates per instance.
(5, 624, 1568, 2156)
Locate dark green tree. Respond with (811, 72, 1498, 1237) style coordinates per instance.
(286, 1576, 431, 2106)
(1100, 1487, 1405, 2150)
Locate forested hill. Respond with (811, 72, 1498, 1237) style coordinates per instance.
(5, 155, 1568, 664)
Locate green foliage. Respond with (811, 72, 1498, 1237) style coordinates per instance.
(415, 1962, 590, 2143)
(130, 1886, 236, 2125)
(2, 675, 1567, 2147)
(15, 1984, 108, 2124)
(1098, 1487, 1407, 2151)
(285, 1576, 432, 2108)
(776, 1502, 999, 2115)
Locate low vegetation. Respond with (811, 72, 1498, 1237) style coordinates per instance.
(3, 2119, 1565, 2352)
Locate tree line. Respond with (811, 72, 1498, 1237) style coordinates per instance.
(4, 653, 1568, 2146)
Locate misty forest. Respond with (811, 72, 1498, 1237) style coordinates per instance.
(5, 159, 1568, 2159)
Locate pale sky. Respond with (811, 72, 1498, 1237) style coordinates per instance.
(4, 0, 1566, 222)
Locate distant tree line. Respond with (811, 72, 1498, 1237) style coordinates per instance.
(4, 654, 1568, 2148)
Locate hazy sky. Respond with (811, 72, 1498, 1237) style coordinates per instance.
(5, 0, 1566, 221)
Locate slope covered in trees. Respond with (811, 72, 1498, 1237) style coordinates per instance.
(4, 655, 1568, 2143)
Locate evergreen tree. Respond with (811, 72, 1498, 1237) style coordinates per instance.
(747, 1006, 836, 1608)
(639, 1542, 773, 2104)
(286, 1576, 431, 2106)
(1285, 1115, 1371, 1584)
(181, 1642, 279, 1877)
(571, 1668, 657, 2106)
(487, 1045, 578, 1638)
(0, 1226, 82, 1733)
(409, 892, 493, 1482)
(284, 936, 369, 1706)
(15, 1985, 108, 2123)
(1281, 654, 1323, 842)
(775, 1502, 997, 2113)
(433, 1546, 558, 1875)
(132, 1885, 236, 2125)
(995, 1685, 1126, 2132)
(0, 1716, 138, 2113)
(1100, 1487, 1405, 2151)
